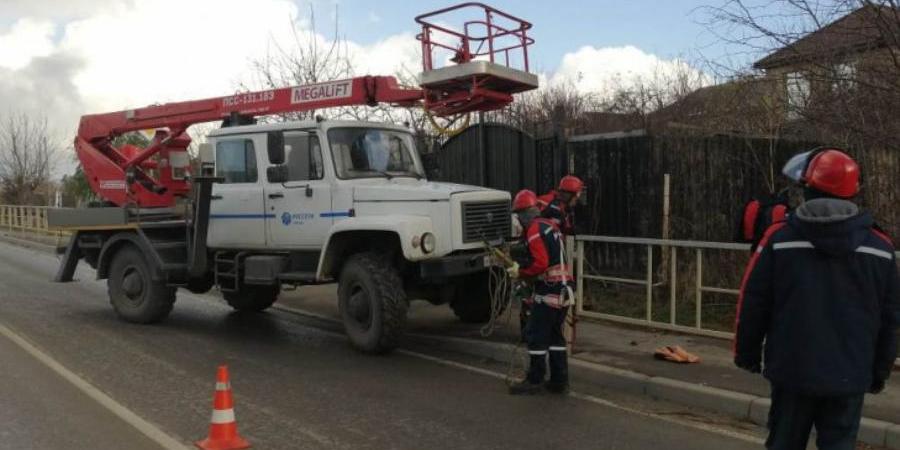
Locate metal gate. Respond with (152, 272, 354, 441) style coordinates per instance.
(427, 123, 542, 194)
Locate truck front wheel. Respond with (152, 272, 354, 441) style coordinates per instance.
(223, 285, 280, 312)
(338, 252, 408, 353)
(107, 246, 176, 324)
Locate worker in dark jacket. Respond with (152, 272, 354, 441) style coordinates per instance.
(507, 189, 574, 395)
(735, 148, 899, 450)
(541, 175, 584, 235)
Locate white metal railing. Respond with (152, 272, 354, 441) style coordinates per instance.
(573, 235, 900, 340)
(0, 205, 67, 236)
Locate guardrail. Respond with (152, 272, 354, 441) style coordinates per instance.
(573, 235, 900, 340)
(0, 205, 67, 236)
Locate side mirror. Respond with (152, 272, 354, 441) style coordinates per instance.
(198, 143, 215, 176)
(198, 143, 214, 164)
(267, 165, 288, 183)
(267, 131, 285, 165)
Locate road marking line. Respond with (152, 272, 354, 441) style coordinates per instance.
(273, 304, 336, 322)
(0, 323, 191, 450)
(266, 305, 765, 443)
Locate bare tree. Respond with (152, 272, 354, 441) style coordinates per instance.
(243, 4, 417, 127)
(487, 80, 599, 137)
(0, 113, 59, 205)
(600, 62, 710, 129)
(698, 0, 900, 148)
(698, 0, 900, 235)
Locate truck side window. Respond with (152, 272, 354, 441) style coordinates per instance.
(284, 134, 323, 181)
(215, 139, 258, 183)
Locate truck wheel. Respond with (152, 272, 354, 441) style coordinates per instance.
(338, 252, 408, 353)
(223, 285, 280, 312)
(107, 246, 175, 324)
(450, 271, 502, 324)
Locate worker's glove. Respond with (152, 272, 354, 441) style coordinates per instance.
(506, 262, 520, 279)
(734, 356, 761, 374)
(869, 378, 886, 394)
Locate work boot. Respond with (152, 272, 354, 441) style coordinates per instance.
(548, 347, 569, 394)
(508, 380, 544, 395)
(545, 381, 569, 394)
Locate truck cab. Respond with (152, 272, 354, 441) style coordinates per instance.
(204, 119, 511, 351)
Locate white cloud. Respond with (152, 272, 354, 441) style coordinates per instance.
(548, 45, 708, 99)
(1, 0, 125, 21)
(1, 1, 710, 179)
(60, 0, 300, 112)
(349, 33, 420, 77)
(0, 18, 56, 69)
(0, 0, 421, 177)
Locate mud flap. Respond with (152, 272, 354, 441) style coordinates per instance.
(54, 232, 81, 283)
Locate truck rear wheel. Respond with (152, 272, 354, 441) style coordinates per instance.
(223, 285, 280, 312)
(450, 271, 503, 323)
(338, 252, 408, 353)
(107, 246, 176, 324)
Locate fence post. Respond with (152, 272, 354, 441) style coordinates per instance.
(695, 249, 703, 329)
(646, 245, 653, 322)
(669, 247, 677, 325)
(576, 239, 585, 314)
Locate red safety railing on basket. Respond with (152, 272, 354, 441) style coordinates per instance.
(414, 3, 536, 117)
(415, 2, 534, 73)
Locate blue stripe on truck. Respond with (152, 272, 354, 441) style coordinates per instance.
(319, 211, 351, 218)
(209, 213, 276, 219)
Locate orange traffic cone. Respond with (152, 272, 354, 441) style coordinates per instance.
(196, 365, 251, 450)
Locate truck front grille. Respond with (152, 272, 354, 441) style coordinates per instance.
(462, 201, 511, 243)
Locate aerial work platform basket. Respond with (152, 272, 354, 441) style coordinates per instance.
(416, 2, 538, 117)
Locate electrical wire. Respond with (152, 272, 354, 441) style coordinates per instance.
(425, 109, 471, 137)
(478, 266, 531, 386)
(480, 266, 510, 337)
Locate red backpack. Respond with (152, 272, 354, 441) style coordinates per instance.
(735, 193, 789, 251)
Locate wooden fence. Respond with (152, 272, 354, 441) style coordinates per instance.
(0, 205, 67, 236)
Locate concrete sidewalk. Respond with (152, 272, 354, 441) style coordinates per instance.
(276, 285, 900, 445)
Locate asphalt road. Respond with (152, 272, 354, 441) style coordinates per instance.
(0, 328, 163, 449)
(0, 239, 766, 450)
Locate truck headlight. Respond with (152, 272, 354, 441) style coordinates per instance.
(421, 233, 436, 254)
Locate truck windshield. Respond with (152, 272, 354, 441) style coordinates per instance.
(328, 127, 422, 179)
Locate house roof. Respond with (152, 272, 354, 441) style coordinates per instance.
(651, 78, 774, 124)
(753, 4, 900, 70)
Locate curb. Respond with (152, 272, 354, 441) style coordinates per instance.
(405, 331, 900, 450)
(0, 233, 58, 253)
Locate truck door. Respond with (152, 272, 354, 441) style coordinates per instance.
(207, 134, 267, 249)
(265, 131, 333, 248)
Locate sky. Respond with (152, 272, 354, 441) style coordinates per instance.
(0, 0, 758, 176)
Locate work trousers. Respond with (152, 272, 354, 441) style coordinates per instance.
(766, 385, 864, 450)
(524, 303, 568, 385)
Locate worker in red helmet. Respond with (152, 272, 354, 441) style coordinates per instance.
(536, 190, 555, 211)
(542, 175, 584, 235)
(735, 148, 899, 450)
(507, 189, 574, 395)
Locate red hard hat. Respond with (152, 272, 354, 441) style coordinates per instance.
(558, 175, 584, 193)
(804, 149, 860, 198)
(513, 190, 538, 211)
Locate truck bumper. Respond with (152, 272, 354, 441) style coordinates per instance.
(418, 252, 492, 280)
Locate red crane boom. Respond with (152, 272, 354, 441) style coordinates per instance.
(76, 3, 536, 209)
(76, 76, 422, 208)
